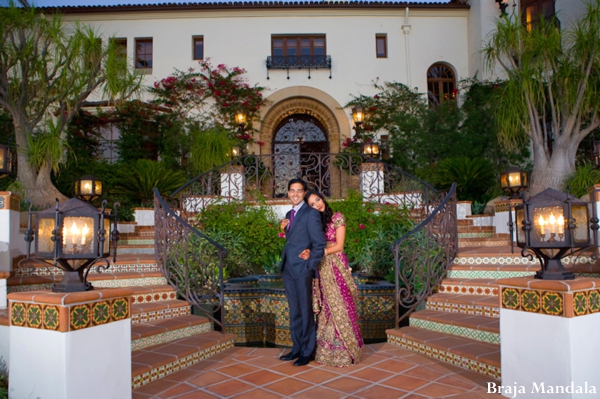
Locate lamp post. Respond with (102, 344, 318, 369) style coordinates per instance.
(361, 141, 380, 159)
(592, 140, 600, 169)
(74, 175, 103, 202)
(494, 0, 509, 16)
(22, 198, 120, 292)
(511, 188, 598, 280)
(499, 168, 528, 198)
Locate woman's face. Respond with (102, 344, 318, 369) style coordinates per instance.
(307, 194, 325, 213)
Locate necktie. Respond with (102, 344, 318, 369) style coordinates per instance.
(288, 209, 295, 230)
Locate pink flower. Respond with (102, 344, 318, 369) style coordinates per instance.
(264, 194, 269, 198)
(278, 232, 285, 238)
(367, 209, 372, 213)
(359, 223, 366, 229)
(257, 141, 265, 146)
(369, 219, 374, 223)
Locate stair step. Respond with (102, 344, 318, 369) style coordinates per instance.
(132, 299, 191, 324)
(131, 331, 235, 389)
(454, 246, 594, 266)
(426, 293, 500, 318)
(131, 314, 212, 351)
(386, 327, 500, 380)
(409, 309, 499, 344)
(117, 245, 155, 255)
(118, 238, 155, 245)
(129, 285, 178, 304)
(438, 278, 499, 296)
(88, 271, 167, 288)
(448, 263, 537, 279)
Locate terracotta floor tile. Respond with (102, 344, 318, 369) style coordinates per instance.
(353, 385, 408, 399)
(269, 361, 316, 376)
(156, 382, 196, 398)
(215, 362, 260, 377)
(291, 386, 347, 399)
(372, 359, 416, 373)
(246, 356, 286, 368)
(239, 370, 285, 386)
(132, 392, 153, 398)
(415, 382, 469, 397)
(231, 388, 285, 399)
(293, 368, 340, 384)
(204, 379, 254, 397)
(323, 376, 372, 393)
(187, 371, 230, 387)
(162, 368, 200, 382)
(403, 365, 447, 381)
(168, 390, 219, 399)
(132, 378, 176, 395)
(436, 375, 482, 390)
(264, 378, 313, 396)
(380, 374, 430, 391)
(349, 367, 395, 382)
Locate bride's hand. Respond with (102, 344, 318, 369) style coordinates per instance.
(280, 219, 290, 230)
(299, 249, 310, 260)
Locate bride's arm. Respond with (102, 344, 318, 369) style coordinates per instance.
(325, 225, 345, 256)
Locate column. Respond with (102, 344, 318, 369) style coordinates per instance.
(9, 288, 133, 399)
(493, 198, 522, 237)
(497, 277, 600, 398)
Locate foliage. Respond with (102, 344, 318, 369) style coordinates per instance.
(189, 125, 233, 174)
(0, 112, 16, 191)
(330, 190, 413, 276)
(430, 157, 497, 203)
(0, 2, 141, 205)
(196, 202, 285, 277)
(483, 2, 600, 193)
(0, 373, 6, 399)
(149, 59, 267, 148)
(112, 160, 187, 206)
(564, 163, 600, 198)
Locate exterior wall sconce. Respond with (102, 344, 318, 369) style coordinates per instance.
(22, 198, 120, 292)
(235, 112, 247, 128)
(499, 168, 528, 198)
(74, 175, 103, 202)
(0, 140, 16, 178)
(230, 146, 241, 159)
(352, 106, 365, 126)
(362, 142, 380, 158)
(511, 188, 598, 280)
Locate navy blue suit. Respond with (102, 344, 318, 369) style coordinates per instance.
(280, 203, 326, 358)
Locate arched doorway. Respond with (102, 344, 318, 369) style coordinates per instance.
(272, 114, 330, 197)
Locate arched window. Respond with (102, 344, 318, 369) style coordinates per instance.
(427, 63, 456, 107)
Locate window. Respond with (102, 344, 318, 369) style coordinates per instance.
(135, 38, 153, 69)
(521, 0, 556, 31)
(376, 34, 387, 58)
(111, 38, 127, 59)
(192, 36, 203, 60)
(427, 63, 456, 107)
(271, 35, 326, 60)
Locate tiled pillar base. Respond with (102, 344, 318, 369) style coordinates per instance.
(498, 277, 600, 398)
(9, 288, 133, 399)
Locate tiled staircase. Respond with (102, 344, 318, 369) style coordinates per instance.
(6, 224, 235, 389)
(386, 216, 599, 381)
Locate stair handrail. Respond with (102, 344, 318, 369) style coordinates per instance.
(154, 188, 227, 331)
(390, 183, 458, 327)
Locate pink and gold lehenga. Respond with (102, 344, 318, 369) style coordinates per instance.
(313, 212, 364, 367)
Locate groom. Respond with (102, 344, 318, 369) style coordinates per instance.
(279, 178, 326, 366)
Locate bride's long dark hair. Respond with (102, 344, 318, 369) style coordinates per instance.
(304, 190, 333, 233)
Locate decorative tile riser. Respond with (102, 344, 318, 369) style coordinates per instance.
(426, 301, 499, 318)
(117, 248, 155, 255)
(447, 270, 534, 279)
(8, 284, 53, 293)
(576, 273, 600, 278)
(453, 255, 592, 266)
(458, 240, 509, 248)
(131, 323, 213, 351)
(132, 306, 191, 324)
(387, 334, 501, 380)
(132, 340, 234, 389)
(14, 263, 160, 277)
(409, 319, 500, 344)
(118, 239, 155, 245)
(457, 233, 495, 238)
(132, 291, 177, 304)
(438, 284, 498, 296)
(93, 277, 167, 288)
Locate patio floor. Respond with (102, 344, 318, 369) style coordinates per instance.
(132, 342, 500, 398)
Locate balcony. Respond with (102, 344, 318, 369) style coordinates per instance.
(266, 55, 332, 79)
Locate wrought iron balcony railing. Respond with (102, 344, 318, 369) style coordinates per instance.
(266, 55, 332, 79)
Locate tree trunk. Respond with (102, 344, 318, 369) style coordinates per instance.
(16, 150, 68, 208)
(528, 141, 577, 196)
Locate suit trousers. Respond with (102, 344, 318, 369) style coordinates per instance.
(282, 267, 316, 358)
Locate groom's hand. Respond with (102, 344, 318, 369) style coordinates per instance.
(299, 249, 311, 260)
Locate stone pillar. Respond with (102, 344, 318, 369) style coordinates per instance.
(0, 191, 21, 274)
(497, 277, 600, 398)
(9, 288, 133, 399)
(456, 201, 472, 220)
(360, 162, 384, 200)
(221, 165, 245, 200)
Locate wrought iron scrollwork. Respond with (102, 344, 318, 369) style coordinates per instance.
(391, 183, 458, 327)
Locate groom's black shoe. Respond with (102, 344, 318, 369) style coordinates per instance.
(279, 351, 300, 361)
(293, 356, 312, 366)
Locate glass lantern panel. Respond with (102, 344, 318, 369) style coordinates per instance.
(37, 217, 56, 254)
(500, 173, 508, 189)
(516, 208, 525, 244)
(532, 206, 566, 244)
(62, 216, 95, 255)
(572, 205, 590, 244)
(508, 172, 522, 187)
(0, 150, 4, 166)
(80, 179, 94, 195)
(94, 181, 102, 196)
(100, 218, 111, 255)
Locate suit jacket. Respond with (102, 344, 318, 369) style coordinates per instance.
(279, 203, 326, 279)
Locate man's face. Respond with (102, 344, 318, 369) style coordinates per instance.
(288, 183, 305, 207)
